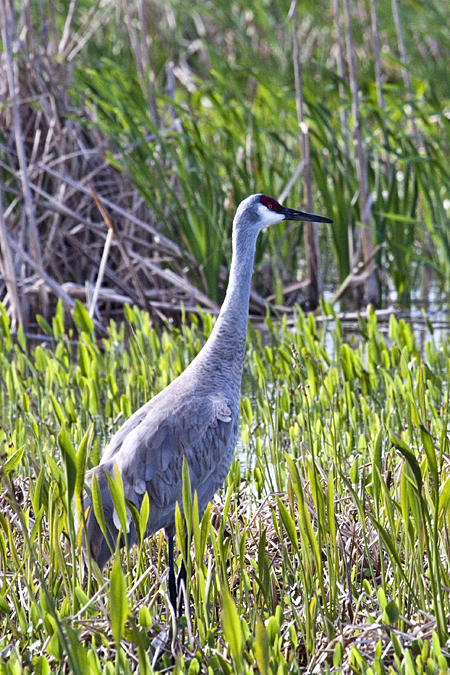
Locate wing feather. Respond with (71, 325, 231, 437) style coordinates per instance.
(97, 390, 236, 536)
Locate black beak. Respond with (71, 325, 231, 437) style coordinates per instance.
(281, 206, 333, 223)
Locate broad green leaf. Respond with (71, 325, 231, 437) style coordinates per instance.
(389, 430, 422, 490)
(221, 485, 233, 524)
(51, 394, 66, 425)
(421, 426, 438, 493)
(301, 500, 322, 576)
(139, 605, 152, 628)
(58, 426, 77, 503)
(182, 456, 192, 536)
(91, 473, 109, 544)
(36, 314, 52, 336)
(30, 507, 45, 544)
(254, 616, 270, 675)
(438, 475, 450, 517)
(139, 492, 150, 541)
(110, 554, 129, 646)
(73, 299, 94, 334)
(383, 600, 400, 625)
(0, 595, 9, 613)
(372, 428, 382, 503)
(77, 343, 89, 378)
(75, 423, 93, 509)
(276, 497, 298, 552)
(221, 587, 242, 665)
(17, 323, 26, 351)
(285, 453, 303, 506)
(340, 344, 354, 380)
(266, 614, 280, 645)
(200, 502, 211, 560)
(106, 463, 128, 535)
(1, 444, 25, 475)
(53, 299, 65, 337)
(65, 626, 89, 673)
(174, 502, 185, 561)
(192, 490, 201, 563)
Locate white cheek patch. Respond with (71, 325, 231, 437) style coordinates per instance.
(256, 202, 285, 227)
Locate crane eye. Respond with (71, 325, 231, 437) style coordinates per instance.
(260, 195, 282, 212)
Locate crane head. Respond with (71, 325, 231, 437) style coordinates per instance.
(259, 194, 333, 226)
(233, 193, 333, 233)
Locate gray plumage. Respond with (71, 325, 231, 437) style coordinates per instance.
(82, 194, 332, 572)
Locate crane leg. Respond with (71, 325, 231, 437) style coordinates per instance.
(168, 536, 177, 614)
(167, 534, 188, 617)
(176, 558, 187, 616)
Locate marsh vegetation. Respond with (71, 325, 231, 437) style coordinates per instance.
(2, 0, 450, 672)
(1, 303, 450, 673)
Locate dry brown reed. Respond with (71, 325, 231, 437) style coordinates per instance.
(0, 2, 223, 332)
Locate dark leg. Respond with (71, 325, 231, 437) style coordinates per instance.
(176, 559, 187, 616)
(168, 536, 177, 614)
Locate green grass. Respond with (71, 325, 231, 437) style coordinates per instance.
(1, 300, 450, 673)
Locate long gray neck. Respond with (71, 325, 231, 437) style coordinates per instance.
(193, 224, 258, 394)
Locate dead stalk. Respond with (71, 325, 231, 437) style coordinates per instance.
(391, 0, 419, 141)
(0, 186, 22, 329)
(343, 0, 379, 306)
(1, 0, 42, 266)
(58, 0, 78, 57)
(88, 183, 161, 321)
(370, 0, 391, 180)
(278, 159, 306, 205)
(333, 0, 351, 164)
(292, 7, 322, 310)
(89, 228, 113, 319)
(39, 162, 182, 257)
(6, 232, 75, 310)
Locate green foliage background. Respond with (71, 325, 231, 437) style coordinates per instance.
(62, 0, 450, 305)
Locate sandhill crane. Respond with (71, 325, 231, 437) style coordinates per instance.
(81, 194, 332, 611)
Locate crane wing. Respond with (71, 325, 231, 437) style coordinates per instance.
(96, 390, 236, 535)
